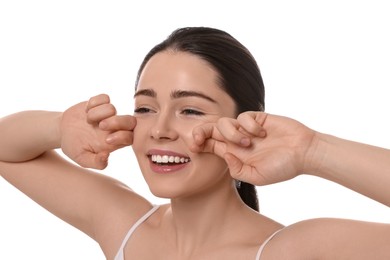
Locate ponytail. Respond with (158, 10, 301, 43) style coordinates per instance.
(237, 182, 259, 212)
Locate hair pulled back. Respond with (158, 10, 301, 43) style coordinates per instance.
(136, 27, 265, 212)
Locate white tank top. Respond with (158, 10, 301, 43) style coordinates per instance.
(114, 205, 281, 260)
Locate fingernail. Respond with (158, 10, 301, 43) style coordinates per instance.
(106, 136, 114, 143)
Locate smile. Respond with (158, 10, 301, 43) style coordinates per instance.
(147, 149, 191, 173)
(150, 154, 190, 164)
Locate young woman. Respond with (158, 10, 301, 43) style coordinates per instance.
(1, 27, 389, 259)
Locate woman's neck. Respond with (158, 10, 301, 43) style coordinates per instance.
(164, 180, 251, 254)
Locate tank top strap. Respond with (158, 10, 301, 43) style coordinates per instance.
(114, 205, 160, 260)
(255, 229, 282, 260)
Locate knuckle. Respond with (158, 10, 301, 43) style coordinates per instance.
(106, 104, 117, 115)
(87, 94, 110, 110)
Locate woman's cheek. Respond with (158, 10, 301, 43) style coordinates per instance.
(179, 120, 206, 149)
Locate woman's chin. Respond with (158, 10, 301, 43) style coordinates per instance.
(147, 185, 182, 199)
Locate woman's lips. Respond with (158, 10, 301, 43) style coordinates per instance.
(147, 149, 191, 174)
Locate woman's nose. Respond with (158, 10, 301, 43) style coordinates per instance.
(150, 113, 178, 141)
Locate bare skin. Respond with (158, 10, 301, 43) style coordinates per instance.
(1, 51, 390, 259)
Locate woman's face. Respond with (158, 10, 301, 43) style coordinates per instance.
(132, 51, 236, 199)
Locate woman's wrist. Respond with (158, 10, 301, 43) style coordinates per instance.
(49, 111, 63, 150)
(302, 131, 332, 178)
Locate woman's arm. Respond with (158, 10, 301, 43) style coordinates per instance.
(0, 94, 132, 167)
(191, 111, 390, 206)
(0, 94, 151, 257)
(264, 218, 390, 259)
(307, 132, 390, 207)
(192, 111, 390, 257)
(0, 110, 62, 162)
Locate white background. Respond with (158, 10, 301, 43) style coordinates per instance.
(1, 0, 389, 259)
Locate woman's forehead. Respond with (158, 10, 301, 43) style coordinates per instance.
(136, 51, 236, 110)
(137, 51, 219, 90)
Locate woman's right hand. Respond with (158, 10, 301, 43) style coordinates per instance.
(60, 94, 136, 169)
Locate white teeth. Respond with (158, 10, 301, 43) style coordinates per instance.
(151, 154, 189, 164)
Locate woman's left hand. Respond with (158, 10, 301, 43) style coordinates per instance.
(190, 112, 318, 186)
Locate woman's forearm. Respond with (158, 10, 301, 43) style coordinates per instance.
(0, 111, 62, 162)
(308, 133, 390, 207)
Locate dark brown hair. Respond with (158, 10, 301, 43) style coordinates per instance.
(136, 27, 265, 212)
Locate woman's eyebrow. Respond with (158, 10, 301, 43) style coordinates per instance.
(134, 89, 217, 103)
(134, 89, 156, 98)
(171, 90, 216, 103)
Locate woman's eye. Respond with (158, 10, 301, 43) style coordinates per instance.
(181, 109, 204, 116)
(134, 107, 151, 114)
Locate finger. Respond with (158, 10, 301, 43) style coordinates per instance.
(86, 103, 117, 124)
(93, 152, 109, 170)
(99, 115, 137, 131)
(85, 94, 110, 112)
(216, 118, 251, 146)
(189, 123, 225, 155)
(77, 151, 109, 170)
(224, 152, 261, 185)
(192, 123, 224, 146)
(224, 152, 244, 178)
(105, 130, 134, 146)
(237, 112, 267, 138)
(190, 136, 228, 159)
(254, 111, 268, 126)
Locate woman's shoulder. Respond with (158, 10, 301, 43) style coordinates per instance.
(260, 217, 390, 259)
(258, 218, 336, 259)
(91, 178, 154, 258)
